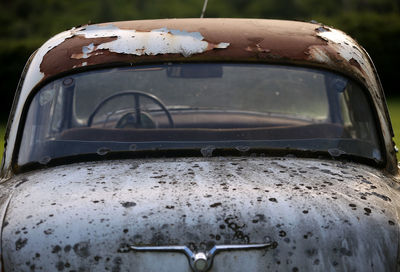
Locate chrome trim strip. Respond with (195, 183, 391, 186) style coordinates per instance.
(119, 242, 276, 272)
(208, 243, 272, 256)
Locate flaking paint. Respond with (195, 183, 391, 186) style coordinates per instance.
(313, 27, 376, 87)
(70, 25, 230, 59)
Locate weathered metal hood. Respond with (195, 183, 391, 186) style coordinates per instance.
(1, 157, 399, 271)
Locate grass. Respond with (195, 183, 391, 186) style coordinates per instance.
(387, 98, 400, 158)
(0, 123, 5, 162)
(0, 123, 5, 161)
(1, 99, 400, 162)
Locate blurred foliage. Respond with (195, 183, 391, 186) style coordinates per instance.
(388, 98, 400, 155)
(0, 0, 400, 115)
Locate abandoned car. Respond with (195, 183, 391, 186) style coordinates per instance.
(0, 18, 399, 271)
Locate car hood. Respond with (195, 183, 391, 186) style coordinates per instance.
(1, 157, 399, 271)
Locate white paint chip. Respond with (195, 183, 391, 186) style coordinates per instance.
(316, 28, 375, 79)
(71, 24, 230, 58)
(82, 43, 95, 59)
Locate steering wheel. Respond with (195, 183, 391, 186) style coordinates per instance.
(87, 90, 174, 128)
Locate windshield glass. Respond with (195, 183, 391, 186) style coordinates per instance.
(18, 63, 382, 166)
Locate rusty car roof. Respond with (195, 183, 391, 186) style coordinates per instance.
(2, 18, 397, 177)
(36, 19, 375, 88)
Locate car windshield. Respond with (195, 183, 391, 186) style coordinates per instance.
(18, 63, 382, 166)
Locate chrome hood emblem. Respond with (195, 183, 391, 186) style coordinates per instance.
(119, 242, 277, 272)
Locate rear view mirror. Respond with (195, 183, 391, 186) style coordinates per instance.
(167, 64, 223, 78)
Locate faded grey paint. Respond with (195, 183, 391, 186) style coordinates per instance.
(1, 157, 399, 271)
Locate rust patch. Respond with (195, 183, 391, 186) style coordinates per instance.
(349, 58, 362, 70)
(35, 18, 375, 96)
(40, 36, 118, 76)
(245, 44, 271, 53)
(37, 20, 329, 81)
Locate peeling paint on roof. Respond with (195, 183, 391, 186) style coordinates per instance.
(71, 25, 230, 58)
(40, 23, 231, 78)
(32, 27, 85, 79)
(315, 27, 375, 80)
(81, 43, 95, 59)
(306, 46, 331, 63)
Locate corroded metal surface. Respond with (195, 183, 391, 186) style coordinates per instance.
(41, 24, 230, 74)
(32, 18, 383, 100)
(1, 157, 399, 271)
(2, 18, 396, 176)
(36, 19, 367, 84)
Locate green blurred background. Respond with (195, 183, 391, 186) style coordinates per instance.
(1, 0, 400, 159)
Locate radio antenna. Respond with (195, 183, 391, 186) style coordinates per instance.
(200, 0, 208, 18)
